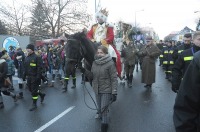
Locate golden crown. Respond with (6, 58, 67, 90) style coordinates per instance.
(99, 8, 109, 16)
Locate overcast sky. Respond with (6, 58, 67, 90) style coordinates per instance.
(2, 0, 200, 39)
(87, 0, 200, 39)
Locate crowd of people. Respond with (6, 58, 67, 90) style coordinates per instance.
(1, 7, 200, 132)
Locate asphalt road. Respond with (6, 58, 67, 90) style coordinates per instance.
(0, 62, 176, 132)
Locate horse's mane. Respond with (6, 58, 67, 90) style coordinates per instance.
(70, 32, 96, 51)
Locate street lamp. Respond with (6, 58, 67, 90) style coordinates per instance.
(135, 9, 144, 28)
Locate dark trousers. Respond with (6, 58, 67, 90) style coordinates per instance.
(7, 75, 13, 87)
(125, 64, 135, 76)
(125, 64, 135, 83)
(27, 76, 40, 101)
(164, 64, 173, 78)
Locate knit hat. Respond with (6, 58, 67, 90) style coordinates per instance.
(26, 44, 35, 51)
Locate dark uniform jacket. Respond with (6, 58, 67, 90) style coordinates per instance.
(173, 50, 200, 132)
(173, 44, 192, 61)
(162, 45, 175, 65)
(172, 45, 200, 91)
(24, 52, 42, 79)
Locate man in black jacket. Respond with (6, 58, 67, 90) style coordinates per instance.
(173, 50, 200, 132)
(173, 33, 192, 62)
(24, 44, 46, 111)
(172, 31, 200, 93)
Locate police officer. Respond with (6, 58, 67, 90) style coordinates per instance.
(173, 50, 200, 132)
(172, 31, 200, 93)
(173, 33, 193, 62)
(24, 44, 46, 111)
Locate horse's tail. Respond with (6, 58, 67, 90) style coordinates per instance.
(112, 46, 122, 78)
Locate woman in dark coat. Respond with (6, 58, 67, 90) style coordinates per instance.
(0, 57, 17, 109)
(81, 45, 118, 132)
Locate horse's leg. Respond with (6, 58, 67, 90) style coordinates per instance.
(63, 75, 69, 92)
(135, 57, 139, 72)
(71, 64, 76, 89)
(62, 65, 70, 92)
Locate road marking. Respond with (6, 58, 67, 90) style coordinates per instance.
(34, 106, 75, 132)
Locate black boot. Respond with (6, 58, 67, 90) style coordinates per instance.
(62, 80, 68, 92)
(18, 92, 23, 99)
(0, 96, 4, 109)
(0, 102, 4, 109)
(71, 78, 76, 88)
(126, 74, 130, 86)
(101, 123, 108, 132)
(40, 93, 46, 103)
(136, 66, 138, 72)
(128, 75, 133, 88)
(29, 99, 37, 111)
(19, 84, 23, 89)
(81, 74, 84, 84)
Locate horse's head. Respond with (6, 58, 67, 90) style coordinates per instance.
(65, 38, 83, 63)
(64, 31, 97, 74)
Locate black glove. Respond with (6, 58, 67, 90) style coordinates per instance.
(172, 84, 179, 93)
(111, 94, 117, 102)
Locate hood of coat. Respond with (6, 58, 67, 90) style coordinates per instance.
(0, 59, 6, 64)
(94, 54, 112, 65)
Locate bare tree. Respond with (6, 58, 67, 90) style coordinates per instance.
(32, 0, 91, 37)
(0, 0, 30, 35)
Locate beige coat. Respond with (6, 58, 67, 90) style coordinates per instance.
(139, 44, 161, 84)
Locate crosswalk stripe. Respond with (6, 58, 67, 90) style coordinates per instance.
(34, 106, 75, 132)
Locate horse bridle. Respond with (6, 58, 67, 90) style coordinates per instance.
(65, 38, 85, 65)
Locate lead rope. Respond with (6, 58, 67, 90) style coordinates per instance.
(81, 73, 114, 114)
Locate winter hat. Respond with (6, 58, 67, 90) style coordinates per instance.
(26, 44, 35, 51)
